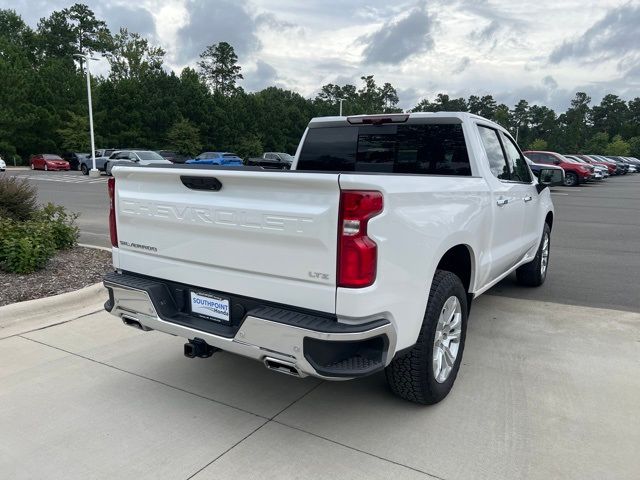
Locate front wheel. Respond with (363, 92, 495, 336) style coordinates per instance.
(81, 164, 89, 175)
(385, 270, 468, 404)
(516, 223, 551, 287)
(30, 163, 35, 170)
(563, 172, 578, 186)
(44, 164, 48, 171)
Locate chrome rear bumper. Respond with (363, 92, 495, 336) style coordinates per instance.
(103, 273, 396, 380)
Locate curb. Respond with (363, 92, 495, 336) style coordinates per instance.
(78, 243, 112, 252)
(0, 282, 108, 339)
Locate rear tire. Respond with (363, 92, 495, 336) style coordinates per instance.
(516, 223, 551, 287)
(385, 270, 468, 405)
(81, 164, 89, 175)
(563, 172, 578, 186)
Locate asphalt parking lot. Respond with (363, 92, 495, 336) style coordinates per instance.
(4, 169, 640, 311)
(2, 169, 639, 479)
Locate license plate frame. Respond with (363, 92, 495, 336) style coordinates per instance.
(189, 290, 231, 324)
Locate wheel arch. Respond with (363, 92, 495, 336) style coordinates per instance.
(545, 211, 553, 230)
(435, 244, 476, 295)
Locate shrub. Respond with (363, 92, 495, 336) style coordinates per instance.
(34, 203, 79, 250)
(0, 176, 38, 221)
(0, 204, 79, 273)
(0, 219, 56, 273)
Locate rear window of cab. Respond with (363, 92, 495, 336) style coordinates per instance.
(297, 124, 471, 176)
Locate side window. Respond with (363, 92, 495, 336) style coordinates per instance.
(264, 153, 275, 160)
(501, 134, 532, 183)
(526, 152, 541, 162)
(478, 126, 509, 180)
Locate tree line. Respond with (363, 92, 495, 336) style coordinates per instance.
(1, 4, 639, 165)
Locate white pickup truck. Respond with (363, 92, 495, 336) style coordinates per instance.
(103, 112, 561, 404)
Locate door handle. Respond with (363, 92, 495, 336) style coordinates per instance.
(496, 198, 509, 206)
(524, 196, 533, 202)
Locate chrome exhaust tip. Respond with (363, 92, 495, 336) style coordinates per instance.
(263, 357, 300, 377)
(121, 315, 152, 331)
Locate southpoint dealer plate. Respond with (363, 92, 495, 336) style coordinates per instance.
(190, 290, 230, 323)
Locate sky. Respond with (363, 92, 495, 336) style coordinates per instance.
(8, 0, 640, 111)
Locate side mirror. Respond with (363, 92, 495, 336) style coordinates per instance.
(536, 168, 564, 192)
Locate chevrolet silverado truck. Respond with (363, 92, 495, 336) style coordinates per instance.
(103, 112, 561, 404)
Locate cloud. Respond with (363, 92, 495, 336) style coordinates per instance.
(101, 4, 156, 37)
(469, 19, 500, 44)
(242, 60, 278, 91)
(359, 1, 436, 64)
(177, 0, 260, 63)
(452, 56, 471, 74)
(542, 75, 558, 90)
(255, 12, 296, 30)
(549, 4, 640, 66)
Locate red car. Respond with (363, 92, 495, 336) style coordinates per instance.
(30, 154, 70, 171)
(523, 150, 593, 186)
(572, 154, 617, 175)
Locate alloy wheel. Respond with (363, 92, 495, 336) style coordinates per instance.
(433, 296, 462, 383)
(541, 232, 550, 277)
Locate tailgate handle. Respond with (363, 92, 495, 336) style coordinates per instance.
(180, 176, 222, 191)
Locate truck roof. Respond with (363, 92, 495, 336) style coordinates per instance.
(308, 112, 503, 130)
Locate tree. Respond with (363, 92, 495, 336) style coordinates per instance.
(105, 28, 164, 80)
(628, 136, 640, 158)
(167, 118, 201, 156)
(57, 111, 89, 151)
(66, 4, 111, 59)
(198, 42, 243, 95)
(512, 100, 531, 142)
(529, 138, 548, 150)
(468, 95, 497, 118)
(586, 132, 609, 154)
(412, 94, 467, 113)
(37, 4, 111, 65)
(605, 135, 630, 156)
(592, 94, 629, 138)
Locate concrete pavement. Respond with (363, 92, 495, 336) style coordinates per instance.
(2, 293, 639, 479)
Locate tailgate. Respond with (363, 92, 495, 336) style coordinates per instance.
(113, 167, 340, 313)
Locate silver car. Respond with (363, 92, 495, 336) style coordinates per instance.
(105, 150, 171, 175)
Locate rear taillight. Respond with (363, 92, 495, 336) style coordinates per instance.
(107, 177, 118, 247)
(337, 190, 383, 288)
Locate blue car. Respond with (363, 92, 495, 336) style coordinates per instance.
(185, 152, 244, 166)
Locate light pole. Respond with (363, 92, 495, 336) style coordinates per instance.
(338, 98, 345, 116)
(74, 53, 100, 178)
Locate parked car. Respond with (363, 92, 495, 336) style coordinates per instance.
(80, 149, 118, 175)
(245, 152, 294, 169)
(574, 154, 617, 175)
(60, 152, 87, 171)
(613, 156, 638, 173)
(0, 156, 6, 172)
(587, 155, 624, 175)
(157, 150, 186, 164)
(105, 150, 171, 175)
(565, 155, 607, 179)
(523, 150, 593, 186)
(104, 112, 561, 405)
(601, 156, 629, 174)
(186, 152, 244, 166)
(29, 154, 70, 171)
(525, 157, 564, 183)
